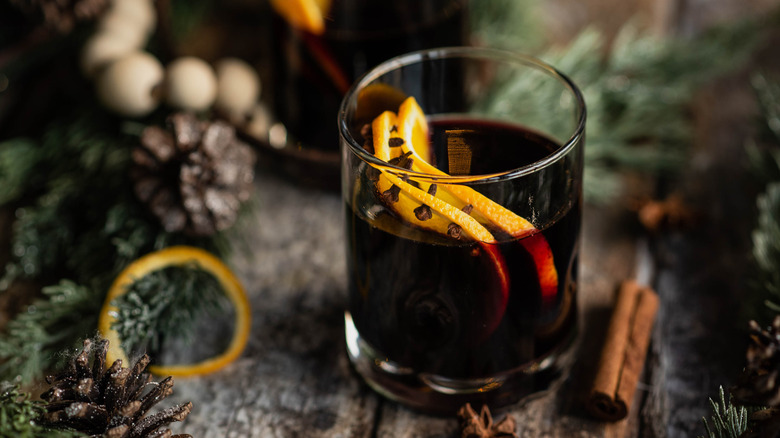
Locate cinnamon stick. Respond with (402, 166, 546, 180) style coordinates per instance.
(587, 280, 659, 421)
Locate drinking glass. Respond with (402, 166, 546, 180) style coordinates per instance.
(339, 47, 586, 413)
(268, 0, 468, 188)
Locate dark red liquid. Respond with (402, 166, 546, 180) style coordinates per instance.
(346, 119, 580, 380)
(271, 1, 467, 153)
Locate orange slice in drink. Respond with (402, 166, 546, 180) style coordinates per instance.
(396, 97, 559, 302)
(269, 0, 330, 35)
(371, 110, 510, 339)
(373, 111, 495, 242)
(397, 97, 537, 235)
(374, 97, 559, 304)
(98, 246, 251, 377)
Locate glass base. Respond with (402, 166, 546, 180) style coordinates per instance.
(344, 312, 575, 415)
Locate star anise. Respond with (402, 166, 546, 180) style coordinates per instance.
(457, 403, 518, 438)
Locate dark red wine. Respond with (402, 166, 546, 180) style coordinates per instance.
(346, 118, 580, 381)
(271, 1, 467, 154)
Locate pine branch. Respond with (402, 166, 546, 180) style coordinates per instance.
(565, 21, 759, 203)
(0, 383, 85, 438)
(474, 0, 763, 203)
(700, 386, 753, 438)
(752, 73, 780, 145)
(0, 115, 135, 288)
(0, 138, 42, 206)
(752, 183, 780, 313)
(0, 281, 100, 384)
(469, 0, 546, 52)
(0, 111, 228, 288)
(111, 263, 231, 360)
(747, 73, 780, 184)
(745, 74, 780, 317)
(0, 111, 233, 382)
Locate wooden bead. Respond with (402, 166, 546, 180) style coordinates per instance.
(165, 57, 218, 111)
(215, 58, 261, 122)
(81, 32, 136, 78)
(96, 51, 163, 117)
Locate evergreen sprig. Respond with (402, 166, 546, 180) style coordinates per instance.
(746, 74, 780, 315)
(0, 112, 231, 383)
(470, 0, 545, 52)
(0, 114, 206, 290)
(111, 263, 230, 359)
(476, 0, 763, 203)
(0, 281, 100, 384)
(700, 387, 752, 438)
(747, 73, 780, 184)
(559, 21, 760, 203)
(0, 383, 84, 438)
(0, 138, 40, 206)
(752, 73, 780, 146)
(753, 183, 780, 312)
(0, 113, 132, 287)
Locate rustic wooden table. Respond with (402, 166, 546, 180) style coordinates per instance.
(159, 2, 780, 437)
(39, 1, 778, 437)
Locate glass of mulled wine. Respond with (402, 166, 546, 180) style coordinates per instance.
(339, 47, 586, 413)
(267, 0, 468, 189)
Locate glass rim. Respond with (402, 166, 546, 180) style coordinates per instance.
(338, 46, 587, 184)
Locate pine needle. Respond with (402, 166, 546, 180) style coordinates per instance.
(752, 183, 780, 312)
(0, 383, 85, 438)
(751, 72, 780, 157)
(0, 138, 41, 206)
(473, 0, 763, 203)
(700, 386, 752, 438)
(0, 281, 100, 384)
(745, 74, 780, 316)
(557, 20, 759, 203)
(111, 263, 231, 360)
(469, 0, 546, 51)
(0, 112, 231, 382)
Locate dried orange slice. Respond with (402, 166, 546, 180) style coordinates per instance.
(98, 246, 251, 377)
(270, 0, 329, 35)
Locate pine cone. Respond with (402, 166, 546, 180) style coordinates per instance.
(10, 0, 108, 33)
(132, 113, 256, 236)
(732, 316, 780, 407)
(41, 338, 193, 438)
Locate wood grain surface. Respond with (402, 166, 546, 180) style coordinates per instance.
(162, 1, 780, 435)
